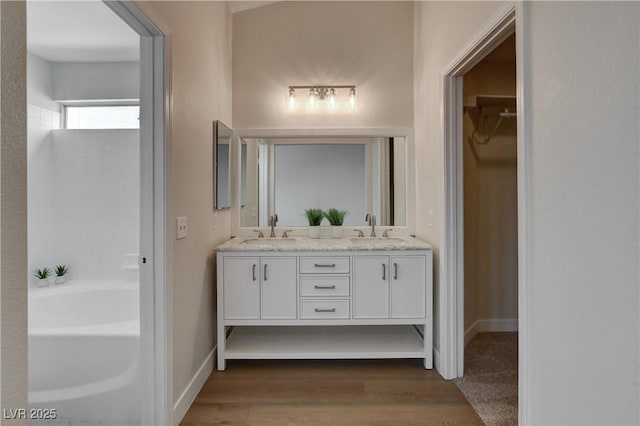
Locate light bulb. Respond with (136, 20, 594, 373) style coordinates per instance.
(328, 88, 336, 110)
(349, 88, 357, 111)
(288, 88, 296, 111)
(308, 88, 318, 111)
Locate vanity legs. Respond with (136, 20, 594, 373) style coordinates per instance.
(217, 324, 226, 371)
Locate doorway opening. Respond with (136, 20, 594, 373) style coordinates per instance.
(25, 1, 168, 424)
(453, 33, 518, 425)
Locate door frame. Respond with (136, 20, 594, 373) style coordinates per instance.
(440, 2, 529, 422)
(103, 2, 172, 425)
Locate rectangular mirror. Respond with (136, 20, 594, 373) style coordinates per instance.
(214, 120, 232, 209)
(239, 136, 407, 228)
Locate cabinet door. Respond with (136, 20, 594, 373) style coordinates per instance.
(223, 257, 260, 319)
(390, 256, 426, 318)
(261, 257, 297, 319)
(353, 256, 389, 319)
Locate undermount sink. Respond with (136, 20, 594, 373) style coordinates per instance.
(350, 237, 405, 244)
(240, 238, 298, 245)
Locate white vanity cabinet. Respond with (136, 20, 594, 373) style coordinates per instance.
(353, 255, 427, 319)
(216, 237, 433, 371)
(223, 256, 297, 320)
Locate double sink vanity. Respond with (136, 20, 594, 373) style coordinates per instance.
(215, 235, 433, 370)
(213, 128, 430, 370)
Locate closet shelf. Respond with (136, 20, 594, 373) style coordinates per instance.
(463, 95, 516, 109)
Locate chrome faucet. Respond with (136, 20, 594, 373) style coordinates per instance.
(365, 213, 376, 237)
(268, 214, 278, 238)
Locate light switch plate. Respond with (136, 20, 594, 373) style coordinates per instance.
(427, 210, 433, 228)
(213, 213, 219, 229)
(176, 217, 188, 239)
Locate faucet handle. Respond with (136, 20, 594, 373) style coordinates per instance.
(253, 229, 264, 238)
(282, 229, 293, 238)
(354, 229, 364, 238)
(382, 229, 393, 238)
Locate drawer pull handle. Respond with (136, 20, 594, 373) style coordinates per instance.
(314, 285, 336, 289)
(252, 264, 257, 281)
(314, 308, 336, 313)
(394, 262, 398, 280)
(264, 264, 268, 281)
(314, 263, 336, 268)
(382, 263, 386, 280)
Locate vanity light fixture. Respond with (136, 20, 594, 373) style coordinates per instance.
(287, 85, 357, 113)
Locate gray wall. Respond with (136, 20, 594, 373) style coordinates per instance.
(52, 61, 139, 101)
(522, 2, 639, 424)
(0, 0, 28, 419)
(138, 1, 234, 413)
(233, 1, 414, 129)
(413, 0, 510, 356)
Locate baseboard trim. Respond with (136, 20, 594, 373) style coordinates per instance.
(464, 318, 518, 346)
(173, 346, 216, 425)
(433, 347, 442, 376)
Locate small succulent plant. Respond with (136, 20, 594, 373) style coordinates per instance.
(54, 265, 69, 277)
(33, 267, 52, 280)
(324, 208, 348, 226)
(305, 208, 324, 226)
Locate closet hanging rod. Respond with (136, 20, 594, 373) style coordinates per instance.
(469, 108, 517, 145)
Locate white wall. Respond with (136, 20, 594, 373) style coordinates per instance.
(522, 2, 639, 424)
(232, 1, 413, 129)
(137, 0, 233, 414)
(28, 130, 139, 283)
(27, 53, 59, 113)
(463, 46, 518, 336)
(52, 61, 139, 101)
(0, 1, 28, 421)
(413, 0, 509, 355)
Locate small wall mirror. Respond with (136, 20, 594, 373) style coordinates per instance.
(214, 120, 232, 209)
(239, 135, 407, 228)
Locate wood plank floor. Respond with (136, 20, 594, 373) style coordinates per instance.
(180, 359, 483, 426)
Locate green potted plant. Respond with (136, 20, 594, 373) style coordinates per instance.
(324, 208, 348, 238)
(54, 265, 69, 285)
(305, 208, 324, 238)
(33, 267, 52, 288)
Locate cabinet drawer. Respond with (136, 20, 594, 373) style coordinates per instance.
(300, 257, 350, 274)
(300, 300, 350, 319)
(300, 276, 350, 297)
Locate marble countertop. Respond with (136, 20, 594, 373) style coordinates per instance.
(216, 235, 432, 252)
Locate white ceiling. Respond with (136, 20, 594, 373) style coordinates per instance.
(27, 0, 139, 63)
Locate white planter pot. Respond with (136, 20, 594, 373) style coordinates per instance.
(36, 278, 49, 288)
(331, 226, 343, 239)
(309, 226, 320, 239)
(54, 276, 67, 285)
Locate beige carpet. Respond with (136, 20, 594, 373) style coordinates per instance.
(453, 332, 518, 426)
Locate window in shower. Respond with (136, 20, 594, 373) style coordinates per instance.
(65, 105, 140, 129)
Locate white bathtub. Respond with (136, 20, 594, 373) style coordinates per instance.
(28, 281, 141, 425)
